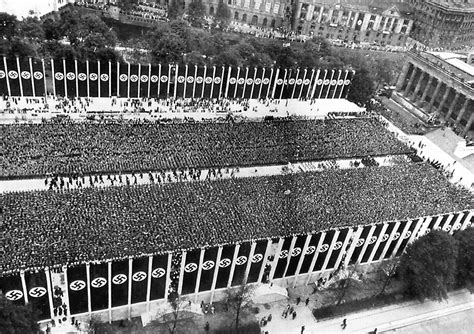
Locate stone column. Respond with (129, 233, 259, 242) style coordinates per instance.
(435, 86, 452, 116)
(445, 91, 460, 120)
(419, 75, 434, 105)
(403, 66, 418, 96)
(426, 80, 442, 113)
(396, 62, 411, 91)
(461, 112, 474, 136)
(456, 99, 471, 125)
(410, 71, 426, 102)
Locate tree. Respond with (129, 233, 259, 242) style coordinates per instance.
(0, 12, 18, 41)
(42, 17, 62, 40)
(150, 32, 186, 64)
(225, 279, 255, 332)
(399, 230, 459, 301)
(168, 0, 182, 20)
(374, 258, 400, 296)
(346, 66, 374, 106)
(453, 227, 474, 289)
(157, 292, 191, 334)
(187, 0, 206, 28)
(17, 17, 44, 40)
(215, 0, 231, 28)
(0, 294, 39, 334)
(320, 264, 361, 305)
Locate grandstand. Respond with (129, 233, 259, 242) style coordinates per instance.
(1, 57, 473, 328)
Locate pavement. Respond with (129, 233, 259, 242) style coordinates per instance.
(261, 289, 474, 334)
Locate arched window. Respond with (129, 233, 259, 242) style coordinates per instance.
(242, 13, 247, 22)
(251, 15, 258, 25)
(271, 18, 276, 28)
(234, 11, 239, 20)
(210, 6, 214, 15)
(262, 17, 268, 27)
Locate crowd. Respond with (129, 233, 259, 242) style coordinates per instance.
(1, 118, 412, 178)
(2, 163, 472, 273)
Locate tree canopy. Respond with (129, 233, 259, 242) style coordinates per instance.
(399, 230, 459, 301)
(453, 227, 474, 289)
(0, 295, 39, 334)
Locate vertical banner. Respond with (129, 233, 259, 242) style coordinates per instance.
(184, 66, 194, 98)
(173, 64, 185, 98)
(111, 259, 129, 308)
(251, 68, 263, 99)
(67, 264, 88, 315)
(194, 66, 205, 98)
(158, 65, 169, 99)
(118, 63, 129, 98)
(128, 63, 140, 98)
(52, 59, 65, 97)
(25, 270, 50, 320)
(0, 57, 9, 95)
(316, 70, 327, 99)
(299, 69, 312, 99)
(99, 61, 110, 98)
(299, 232, 322, 274)
(361, 224, 384, 263)
(5, 57, 21, 96)
(18, 57, 33, 96)
(334, 70, 347, 98)
(198, 247, 219, 292)
(149, 65, 160, 98)
(325, 228, 349, 269)
(261, 68, 273, 99)
(320, 70, 333, 98)
(288, 69, 299, 99)
(395, 220, 418, 257)
(247, 239, 268, 283)
(327, 70, 340, 98)
(341, 70, 354, 98)
(1, 273, 25, 306)
(90, 262, 108, 312)
(109, 61, 117, 97)
(242, 67, 254, 99)
(372, 222, 397, 262)
(313, 230, 336, 271)
(150, 253, 168, 301)
(88, 61, 99, 98)
(76, 60, 88, 97)
(64, 59, 77, 98)
(384, 220, 408, 259)
(285, 234, 307, 277)
(131, 257, 149, 304)
(273, 69, 286, 99)
(235, 67, 246, 98)
(453, 212, 469, 233)
(273, 237, 292, 279)
(139, 64, 150, 98)
(211, 66, 223, 99)
(226, 67, 238, 98)
(231, 242, 251, 286)
(215, 244, 236, 289)
(349, 225, 372, 264)
(182, 249, 200, 295)
(203, 67, 213, 99)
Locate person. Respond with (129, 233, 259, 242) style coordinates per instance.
(301, 325, 305, 334)
(372, 329, 377, 334)
(305, 297, 310, 306)
(267, 313, 272, 322)
(204, 321, 209, 332)
(341, 318, 347, 329)
(296, 297, 301, 305)
(292, 311, 297, 320)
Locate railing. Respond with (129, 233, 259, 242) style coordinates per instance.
(407, 50, 474, 92)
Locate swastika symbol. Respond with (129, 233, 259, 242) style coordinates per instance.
(306, 246, 316, 255)
(91, 277, 107, 288)
(130, 75, 138, 82)
(279, 250, 289, 258)
(0, 70, 5, 79)
(89, 73, 98, 81)
(319, 244, 329, 253)
(214, 77, 221, 84)
(66, 72, 75, 80)
(304, 79, 310, 85)
(77, 73, 86, 81)
(196, 76, 203, 84)
(229, 78, 236, 84)
(276, 79, 283, 85)
(288, 79, 295, 84)
(140, 75, 148, 82)
(381, 234, 390, 242)
(369, 236, 378, 244)
(262, 78, 270, 84)
(186, 76, 194, 83)
(184, 263, 198, 272)
(219, 258, 231, 268)
(292, 247, 302, 256)
(29, 287, 47, 298)
(54, 72, 63, 80)
(317, 79, 323, 85)
(205, 77, 213, 84)
(333, 241, 343, 250)
(296, 79, 302, 85)
(69, 280, 86, 291)
(453, 224, 461, 231)
(101, 74, 109, 81)
(404, 231, 412, 239)
(5, 290, 23, 301)
(21, 71, 31, 79)
(235, 256, 247, 265)
(119, 74, 128, 81)
(252, 253, 263, 263)
(202, 260, 215, 270)
(112, 274, 127, 285)
(151, 75, 158, 82)
(9, 71, 18, 79)
(393, 232, 401, 240)
(246, 78, 253, 85)
(443, 225, 452, 232)
(331, 80, 337, 85)
(338, 79, 344, 85)
(177, 76, 185, 83)
(238, 78, 245, 85)
(255, 78, 262, 84)
(152, 268, 166, 278)
(344, 80, 351, 85)
(324, 79, 330, 85)
(132, 271, 147, 282)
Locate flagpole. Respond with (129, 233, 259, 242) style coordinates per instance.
(266, 68, 273, 99)
(98, 60, 101, 98)
(165, 252, 172, 300)
(173, 64, 178, 99)
(51, 59, 56, 97)
(242, 67, 249, 99)
(127, 62, 131, 99)
(306, 69, 315, 99)
(311, 69, 320, 99)
(339, 70, 349, 99)
(137, 63, 141, 98)
(167, 64, 171, 97)
(183, 64, 188, 98)
(210, 246, 222, 304)
(45, 267, 55, 320)
(325, 70, 335, 99)
(20, 270, 28, 305)
(63, 58, 67, 98)
(41, 59, 46, 97)
(16, 56, 23, 97)
(210, 66, 216, 98)
(157, 64, 161, 98)
(332, 70, 342, 99)
(86, 263, 92, 315)
(146, 255, 153, 315)
(234, 67, 240, 99)
(291, 69, 299, 99)
(219, 66, 225, 99)
(127, 258, 133, 320)
(3, 57, 11, 96)
(201, 65, 207, 99)
(109, 61, 112, 98)
(271, 68, 279, 99)
(192, 65, 197, 98)
(86, 60, 90, 98)
(74, 59, 79, 98)
(116, 62, 120, 97)
(29, 58, 36, 97)
(318, 70, 327, 99)
(258, 68, 265, 99)
(279, 69, 287, 100)
(108, 261, 112, 323)
(147, 63, 151, 98)
(224, 66, 231, 98)
(298, 69, 307, 99)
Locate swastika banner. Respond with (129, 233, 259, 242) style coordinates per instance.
(247, 239, 268, 283)
(99, 61, 111, 98)
(182, 249, 200, 295)
(131, 257, 149, 304)
(0, 57, 10, 96)
(326, 228, 349, 269)
(384, 220, 408, 259)
(361, 223, 384, 263)
(199, 247, 218, 292)
(260, 67, 274, 99)
(272, 69, 286, 99)
(211, 66, 224, 99)
(299, 232, 322, 274)
(235, 67, 247, 99)
(202, 66, 214, 99)
(372, 222, 396, 261)
(52, 59, 65, 97)
(111, 259, 129, 307)
(349, 225, 372, 264)
(118, 63, 129, 98)
(129, 63, 140, 98)
(313, 229, 336, 271)
(341, 70, 354, 98)
(90, 262, 108, 311)
(76, 60, 88, 97)
(5, 57, 21, 96)
(215, 244, 236, 289)
(300, 69, 314, 99)
(25, 270, 50, 320)
(18, 57, 34, 96)
(64, 59, 77, 98)
(149, 64, 161, 98)
(395, 219, 418, 257)
(138, 64, 150, 98)
(273, 236, 292, 279)
(225, 66, 239, 98)
(67, 264, 88, 315)
(242, 67, 255, 99)
(150, 253, 168, 301)
(1, 273, 25, 306)
(88, 60, 99, 98)
(110, 61, 118, 97)
(231, 242, 251, 286)
(285, 234, 307, 277)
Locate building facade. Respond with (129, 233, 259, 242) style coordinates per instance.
(408, 0, 474, 49)
(2, 209, 472, 323)
(395, 50, 474, 136)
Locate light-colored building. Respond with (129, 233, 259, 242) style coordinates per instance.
(0, 0, 73, 18)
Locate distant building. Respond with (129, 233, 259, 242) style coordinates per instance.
(407, 0, 474, 50)
(395, 50, 474, 136)
(0, 0, 73, 18)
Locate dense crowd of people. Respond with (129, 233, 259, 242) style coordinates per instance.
(2, 163, 472, 274)
(1, 118, 412, 178)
